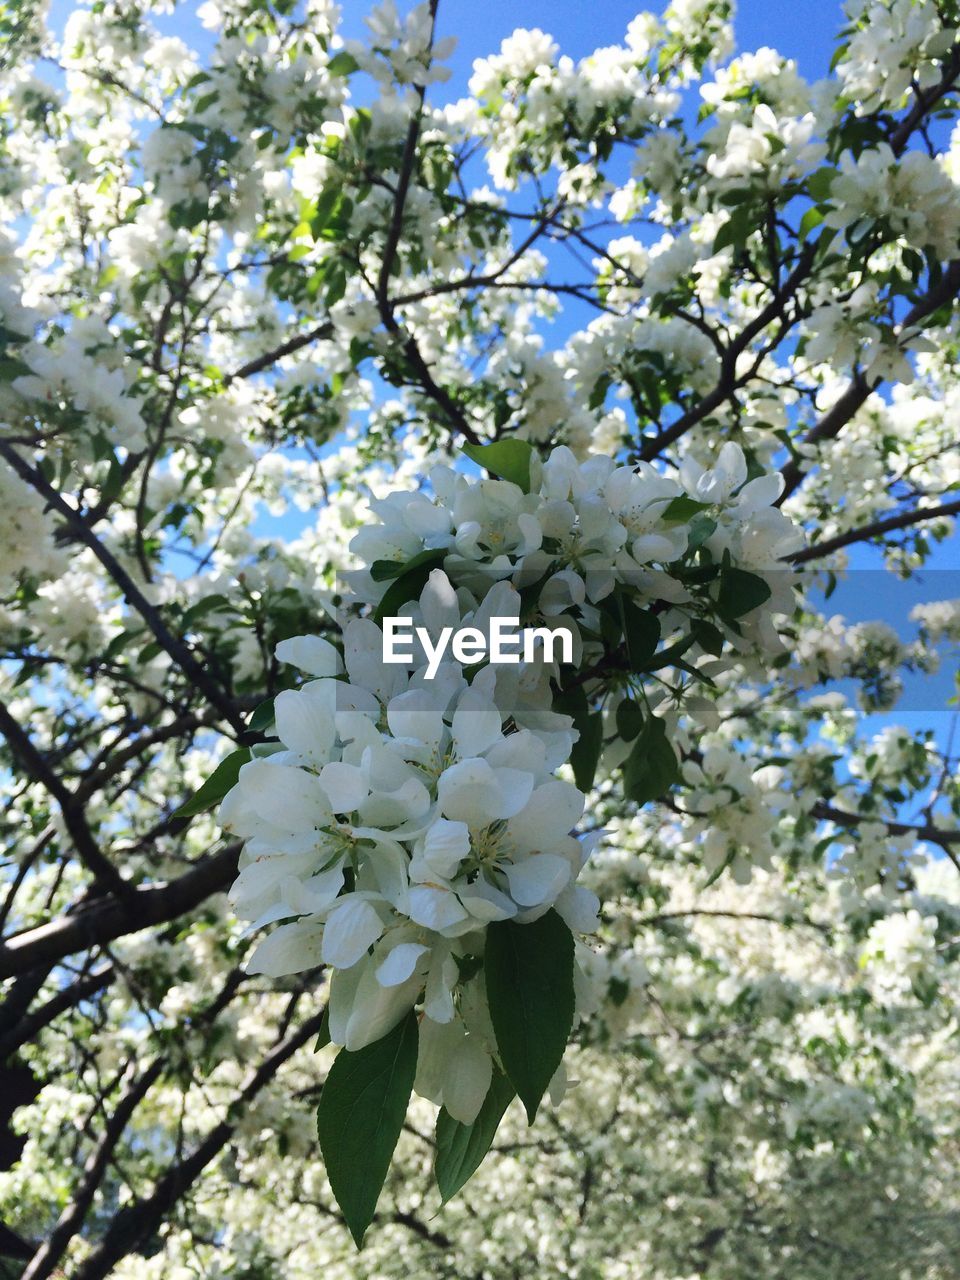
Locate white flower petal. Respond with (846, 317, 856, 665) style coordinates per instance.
(422, 818, 471, 878)
(344, 962, 421, 1051)
(387, 688, 445, 749)
(281, 863, 345, 916)
(275, 634, 342, 678)
(503, 853, 572, 907)
(438, 758, 535, 826)
(376, 942, 429, 987)
(419, 568, 461, 632)
(318, 761, 368, 813)
(555, 882, 600, 933)
(321, 897, 384, 969)
(459, 879, 517, 922)
(443, 1036, 493, 1124)
(507, 780, 584, 851)
(220, 760, 331, 837)
(491, 767, 536, 819)
(414, 1016, 461, 1102)
(452, 687, 502, 759)
(424, 951, 460, 1022)
(408, 885, 470, 933)
(246, 919, 324, 977)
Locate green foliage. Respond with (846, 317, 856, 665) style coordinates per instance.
(461, 439, 536, 492)
(484, 912, 575, 1122)
(175, 749, 251, 818)
(623, 716, 682, 807)
(316, 1013, 419, 1248)
(434, 1069, 516, 1203)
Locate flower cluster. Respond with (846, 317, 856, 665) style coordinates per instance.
(220, 439, 801, 1125)
(221, 621, 596, 1121)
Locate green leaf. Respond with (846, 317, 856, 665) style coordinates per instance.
(328, 50, 359, 76)
(718, 187, 753, 207)
(102, 626, 145, 662)
(325, 261, 347, 305)
(373, 554, 446, 624)
(686, 514, 717, 553)
(370, 546, 446, 583)
(642, 630, 697, 671)
(0, 354, 31, 382)
(615, 697, 644, 741)
(622, 715, 680, 806)
(829, 40, 849, 71)
(553, 684, 603, 792)
(175, 748, 250, 818)
(314, 1006, 331, 1052)
(716, 568, 771, 621)
(713, 207, 753, 254)
(310, 186, 340, 237)
(316, 1012, 418, 1248)
(434, 1068, 515, 1202)
(247, 697, 277, 735)
(619, 597, 661, 670)
(461, 438, 535, 492)
(570, 710, 603, 792)
(182, 593, 232, 628)
(702, 847, 735, 888)
(485, 911, 575, 1123)
(806, 167, 837, 203)
(692, 618, 725, 657)
(798, 206, 824, 241)
(662, 495, 711, 522)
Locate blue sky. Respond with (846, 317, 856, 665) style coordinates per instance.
(426, 0, 840, 92)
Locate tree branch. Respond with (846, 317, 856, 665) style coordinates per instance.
(790, 496, 960, 563)
(71, 1008, 327, 1280)
(0, 703, 127, 897)
(0, 845, 240, 980)
(225, 322, 334, 384)
(779, 261, 960, 500)
(22, 1058, 164, 1280)
(0, 442, 247, 737)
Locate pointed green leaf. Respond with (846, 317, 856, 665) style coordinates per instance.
(685, 514, 717, 554)
(662, 495, 711, 522)
(616, 697, 644, 741)
(374, 555, 446, 624)
(692, 618, 725, 657)
(434, 1068, 515, 1202)
(570, 710, 603, 792)
(461, 439, 535, 492)
(799, 206, 824, 241)
(314, 1006, 331, 1053)
(806, 167, 838, 202)
(622, 715, 680, 806)
(619, 597, 661, 670)
(553, 684, 603, 791)
(370, 546, 446, 583)
(485, 911, 575, 1123)
(176, 748, 251, 818)
(716, 568, 771, 621)
(327, 50, 359, 75)
(247, 697, 277, 735)
(317, 1013, 419, 1248)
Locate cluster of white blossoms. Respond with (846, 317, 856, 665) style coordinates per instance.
(0, 459, 65, 595)
(219, 440, 801, 1122)
(836, 0, 956, 109)
(221, 622, 597, 1121)
(823, 144, 960, 258)
(348, 441, 801, 632)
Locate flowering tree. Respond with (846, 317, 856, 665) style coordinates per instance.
(1, 0, 960, 1273)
